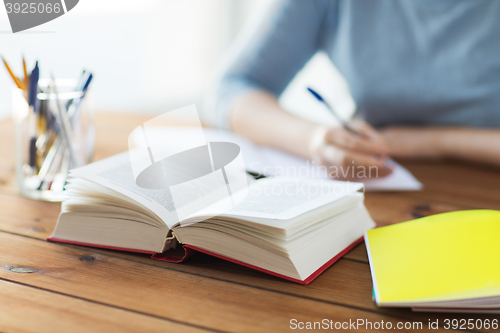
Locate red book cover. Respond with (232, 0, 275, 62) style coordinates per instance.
(47, 236, 363, 284)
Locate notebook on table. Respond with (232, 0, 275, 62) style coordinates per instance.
(48, 153, 376, 284)
(365, 210, 500, 312)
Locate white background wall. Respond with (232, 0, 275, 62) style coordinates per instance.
(0, 0, 353, 123)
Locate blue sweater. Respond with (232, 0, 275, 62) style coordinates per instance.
(207, 0, 500, 129)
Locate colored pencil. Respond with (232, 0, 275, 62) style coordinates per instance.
(2, 56, 23, 89)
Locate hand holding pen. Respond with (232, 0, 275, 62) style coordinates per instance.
(307, 87, 393, 179)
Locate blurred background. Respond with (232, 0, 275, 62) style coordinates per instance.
(0, 0, 355, 124)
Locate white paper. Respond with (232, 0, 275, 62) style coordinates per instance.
(194, 177, 364, 222)
(133, 127, 423, 191)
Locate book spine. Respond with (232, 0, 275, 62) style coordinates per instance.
(161, 233, 179, 252)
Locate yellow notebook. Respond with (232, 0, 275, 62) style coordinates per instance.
(365, 210, 500, 313)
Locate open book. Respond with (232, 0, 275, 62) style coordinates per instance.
(49, 153, 376, 284)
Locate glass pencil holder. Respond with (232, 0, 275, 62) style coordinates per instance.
(13, 78, 95, 202)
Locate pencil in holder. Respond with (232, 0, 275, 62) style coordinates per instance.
(13, 78, 95, 201)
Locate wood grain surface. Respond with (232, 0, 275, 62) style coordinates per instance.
(1, 113, 499, 332)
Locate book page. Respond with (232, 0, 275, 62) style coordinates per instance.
(69, 152, 254, 228)
(69, 152, 179, 227)
(188, 177, 363, 225)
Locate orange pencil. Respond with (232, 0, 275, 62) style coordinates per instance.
(1, 56, 23, 89)
(22, 56, 29, 90)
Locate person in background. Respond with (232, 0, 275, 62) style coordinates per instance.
(204, 0, 500, 179)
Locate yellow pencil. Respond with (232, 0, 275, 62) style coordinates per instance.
(1, 56, 23, 89)
(22, 56, 29, 90)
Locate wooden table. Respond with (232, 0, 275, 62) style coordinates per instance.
(0, 113, 499, 332)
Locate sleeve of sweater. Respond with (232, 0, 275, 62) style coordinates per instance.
(203, 0, 337, 129)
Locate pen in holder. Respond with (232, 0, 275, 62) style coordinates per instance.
(13, 77, 95, 201)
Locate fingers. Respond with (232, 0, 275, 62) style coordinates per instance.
(318, 144, 392, 179)
(309, 122, 394, 180)
(309, 123, 392, 179)
(341, 150, 393, 178)
(351, 119, 387, 145)
(324, 126, 389, 156)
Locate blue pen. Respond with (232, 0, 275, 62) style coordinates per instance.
(307, 87, 395, 171)
(28, 61, 39, 168)
(70, 72, 92, 107)
(80, 72, 93, 95)
(67, 72, 92, 122)
(50, 72, 93, 130)
(307, 87, 360, 136)
(28, 61, 39, 107)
